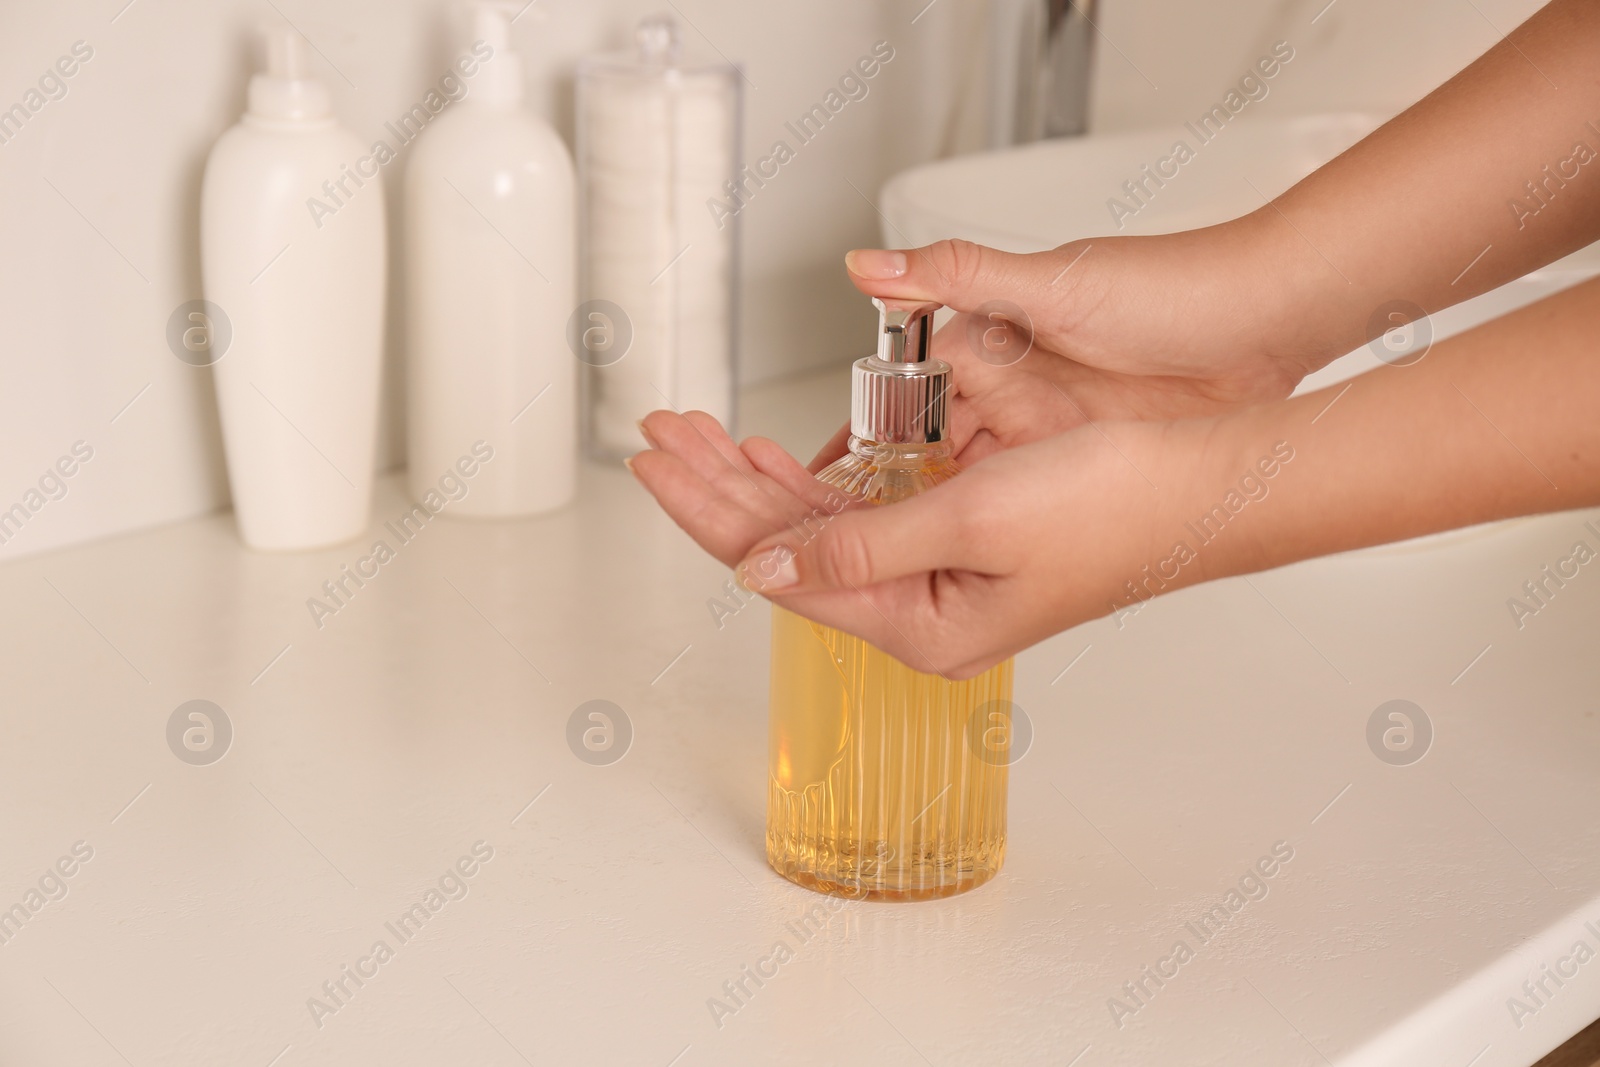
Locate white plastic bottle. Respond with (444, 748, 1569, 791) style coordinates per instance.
(403, 2, 577, 516)
(201, 29, 386, 550)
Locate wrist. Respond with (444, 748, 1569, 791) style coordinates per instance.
(1100, 416, 1248, 611)
(1227, 207, 1385, 383)
(1120, 213, 1329, 398)
(1159, 406, 1295, 587)
(1229, 210, 1333, 378)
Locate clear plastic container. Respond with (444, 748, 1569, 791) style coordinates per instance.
(576, 16, 741, 461)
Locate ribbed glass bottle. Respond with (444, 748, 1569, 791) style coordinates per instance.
(766, 436, 1012, 901)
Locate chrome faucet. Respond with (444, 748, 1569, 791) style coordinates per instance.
(986, 0, 1096, 146)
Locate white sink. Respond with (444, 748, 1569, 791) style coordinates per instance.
(881, 113, 1598, 551)
(880, 112, 1599, 395)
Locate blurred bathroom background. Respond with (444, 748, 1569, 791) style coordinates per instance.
(0, 0, 1545, 558)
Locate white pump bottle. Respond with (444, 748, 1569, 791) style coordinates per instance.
(403, 2, 577, 516)
(201, 28, 386, 550)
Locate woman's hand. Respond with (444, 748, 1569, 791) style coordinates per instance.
(636, 277, 1600, 676)
(807, 224, 1318, 472)
(633, 408, 1223, 679)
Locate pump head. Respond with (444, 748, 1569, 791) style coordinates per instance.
(851, 298, 951, 445)
(248, 25, 332, 121)
(470, 1, 514, 54)
(460, 0, 524, 106)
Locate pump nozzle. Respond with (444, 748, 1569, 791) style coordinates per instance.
(248, 25, 332, 122)
(461, 0, 524, 106)
(470, 1, 514, 55)
(263, 28, 312, 80)
(852, 298, 951, 445)
(873, 298, 941, 364)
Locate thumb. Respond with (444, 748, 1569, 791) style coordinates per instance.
(735, 485, 974, 595)
(843, 239, 1065, 320)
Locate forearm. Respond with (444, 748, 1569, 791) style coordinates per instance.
(1201, 276, 1600, 580)
(1235, 0, 1600, 372)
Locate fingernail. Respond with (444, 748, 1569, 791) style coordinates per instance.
(737, 545, 798, 593)
(845, 249, 908, 279)
(637, 419, 659, 448)
(622, 455, 637, 475)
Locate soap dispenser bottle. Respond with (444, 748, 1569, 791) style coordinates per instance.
(404, 1, 577, 515)
(766, 299, 1015, 901)
(201, 28, 386, 550)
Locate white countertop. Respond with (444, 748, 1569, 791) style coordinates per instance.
(2, 365, 1598, 1066)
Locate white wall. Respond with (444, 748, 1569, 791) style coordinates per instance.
(0, 0, 980, 560)
(1088, 0, 1546, 132)
(0, 0, 1556, 560)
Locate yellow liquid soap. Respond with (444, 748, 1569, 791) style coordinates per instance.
(764, 440, 1014, 901)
